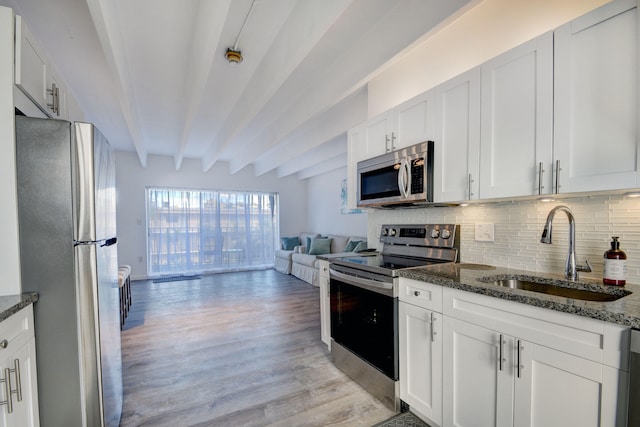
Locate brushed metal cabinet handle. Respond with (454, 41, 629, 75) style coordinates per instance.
(430, 312, 437, 342)
(13, 359, 21, 403)
(538, 162, 545, 195)
(517, 340, 524, 378)
(499, 334, 504, 371)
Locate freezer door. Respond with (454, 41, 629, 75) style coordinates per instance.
(73, 122, 117, 243)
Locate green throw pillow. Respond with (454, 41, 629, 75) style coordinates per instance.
(280, 237, 299, 250)
(308, 237, 332, 255)
(353, 241, 368, 252)
(344, 240, 362, 252)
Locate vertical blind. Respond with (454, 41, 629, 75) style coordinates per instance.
(146, 187, 279, 276)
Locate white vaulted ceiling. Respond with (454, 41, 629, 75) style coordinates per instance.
(3, 0, 472, 178)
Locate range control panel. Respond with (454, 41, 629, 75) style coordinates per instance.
(380, 224, 458, 249)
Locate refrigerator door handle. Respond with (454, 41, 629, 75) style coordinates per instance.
(101, 237, 117, 247)
(73, 237, 117, 247)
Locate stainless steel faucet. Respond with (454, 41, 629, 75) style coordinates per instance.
(540, 205, 592, 280)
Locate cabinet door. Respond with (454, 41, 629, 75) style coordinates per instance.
(393, 91, 436, 150)
(480, 32, 554, 199)
(513, 341, 608, 427)
(554, 0, 640, 193)
(0, 340, 39, 427)
(14, 16, 48, 111)
(443, 317, 513, 427)
(364, 110, 394, 157)
(399, 303, 442, 425)
(433, 67, 481, 203)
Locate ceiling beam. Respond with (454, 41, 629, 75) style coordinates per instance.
(86, 0, 148, 167)
(247, 86, 367, 176)
(173, 0, 232, 171)
(276, 133, 347, 178)
(201, 0, 354, 172)
(296, 153, 347, 180)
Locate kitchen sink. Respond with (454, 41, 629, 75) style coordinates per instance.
(477, 276, 631, 302)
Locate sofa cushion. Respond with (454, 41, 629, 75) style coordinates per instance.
(280, 236, 299, 250)
(344, 239, 363, 252)
(354, 241, 368, 252)
(327, 235, 351, 254)
(298, 232, 321, 254)
(292, 253, 317, 267)
(308, 237, 332, 255)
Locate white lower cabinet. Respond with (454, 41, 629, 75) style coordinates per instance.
(513, 340, 613, 427)
(0, 305, 39, 427)
(399, 278, 443, 426)
(318, 260, 331, 348)
(399, 302, 442, 425)
(399, 279, 630, 427)
(441, 288, 629, 427)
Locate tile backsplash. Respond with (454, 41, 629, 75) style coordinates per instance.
(368, 194, 640, 283)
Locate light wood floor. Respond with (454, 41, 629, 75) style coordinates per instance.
(119, 269, 395, 426)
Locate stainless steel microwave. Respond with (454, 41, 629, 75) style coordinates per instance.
(357, 141, 433, 207)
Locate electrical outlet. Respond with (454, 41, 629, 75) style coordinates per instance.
(475, 223, 495, 242)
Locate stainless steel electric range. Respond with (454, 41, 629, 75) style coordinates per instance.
(329, 224, 459, 411)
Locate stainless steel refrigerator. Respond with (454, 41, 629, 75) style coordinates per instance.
(15, 115, 122, 427)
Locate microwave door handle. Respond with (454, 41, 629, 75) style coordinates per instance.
(397, 159, 410, 198)
(397, 160, 404, 197)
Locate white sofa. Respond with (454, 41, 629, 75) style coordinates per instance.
(275, 232, 367, 286)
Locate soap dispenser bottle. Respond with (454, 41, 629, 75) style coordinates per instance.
(603, 236, 627, 286)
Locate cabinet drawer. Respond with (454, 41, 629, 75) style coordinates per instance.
(0, 305, 34, 361)
(399, 278, 443, 312)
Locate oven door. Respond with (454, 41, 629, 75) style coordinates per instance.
(329, 267, 398, 380)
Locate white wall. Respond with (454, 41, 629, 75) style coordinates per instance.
(368, 194, 640, 283)
(0, 6, 21, 295)
(367, 0, 610, 117)
(306, 167, 367, 237)
(115, 152, 308, 279)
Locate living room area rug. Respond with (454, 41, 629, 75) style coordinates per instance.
(372, 411, 431, 427)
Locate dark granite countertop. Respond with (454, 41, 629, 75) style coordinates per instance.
(398, 263, 640, 329)
(0, 293, 39, 323)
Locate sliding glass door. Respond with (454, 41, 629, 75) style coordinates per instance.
(146, 187, 279, 276)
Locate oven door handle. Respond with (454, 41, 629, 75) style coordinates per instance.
(329, 268, 394, 293)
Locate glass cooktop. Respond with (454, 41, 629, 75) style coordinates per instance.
(331, 253, 450, 274)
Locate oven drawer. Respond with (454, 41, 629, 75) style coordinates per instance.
(399, 278, 442, 312)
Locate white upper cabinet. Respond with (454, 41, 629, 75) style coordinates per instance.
(393, 91, 436, 150)
(433, 67, 481, 203)
(553, 0, 640, 193)
(14, 15, 67, 119)
(363, 110, 394, 158)
(14, 16, 47, 112)
(361, 91, 437, 159)
(479, 32, 554, 199)
(348, 0, 640, 203)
